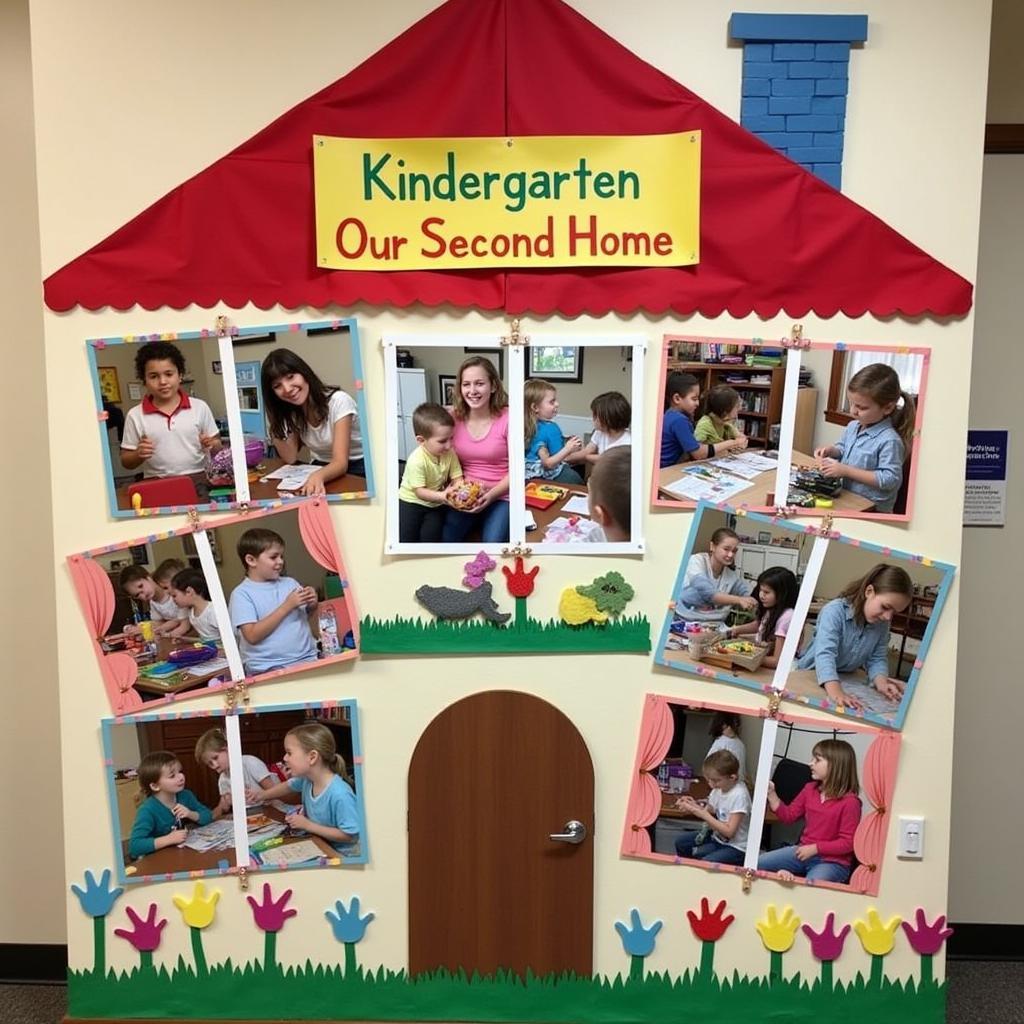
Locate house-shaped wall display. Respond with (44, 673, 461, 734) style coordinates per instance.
(35, 2, 984, 1023)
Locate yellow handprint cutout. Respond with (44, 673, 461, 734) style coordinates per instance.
(853, 908, 902, 956)
(172, 881, 221, 930)
(755, 905, 801, 953)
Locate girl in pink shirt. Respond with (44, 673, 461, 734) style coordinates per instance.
(758, 739, 862, 885)
(442, 356, 510, 544)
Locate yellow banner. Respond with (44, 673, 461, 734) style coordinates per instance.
(313, 134, 700, 271)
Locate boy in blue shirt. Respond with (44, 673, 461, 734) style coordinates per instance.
(228, 527, 319, 676)
(660, 371, 747, 468)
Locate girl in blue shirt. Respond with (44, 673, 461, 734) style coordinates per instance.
(814, 363, 916, 513)
(660, 372, 747, 468)
(523, 379, 584, 484)
(251, 722, 361, 854)
(795, 564, 913, 711)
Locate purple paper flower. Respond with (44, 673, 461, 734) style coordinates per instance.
(114, 904, 167, 953)
(901, 909, 953, 956)
(246, 884, 297, 933)
(802, 912, 850, 962)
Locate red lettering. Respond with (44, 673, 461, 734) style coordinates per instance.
(335, 218, 367, 259)
(420, 217, 446, 258)
(567, 214, 597, 257)
(653, 232, 673, 256)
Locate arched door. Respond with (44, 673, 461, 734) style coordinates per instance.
(408, 690, 594, 978)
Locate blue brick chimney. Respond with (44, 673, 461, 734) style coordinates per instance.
(730, 13, 868, 190)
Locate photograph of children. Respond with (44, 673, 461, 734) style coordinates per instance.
(70, 533, 232, 712)
(657, 506, 812, 689)
(231, 320, 373, 503)
(653, 337, 787, 510)
(103, 701, 366, 884)
(388, 342, 512, 549)
(521, 340, 643, 550)
(91, 336, 227, 515)
(781, 534, 953, 729)
(625, 700, 766, 872)
(795, 344, 929, 520)
(206, 504, 358, 683)
(755, 719, 898, 894)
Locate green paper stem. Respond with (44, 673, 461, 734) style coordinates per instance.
(344, 941, 358, 977)
(819, 958, 833, 989)
(769, 950, 783, 984)
(515, 596, 528, 629)
(139, 951, 153, 972)
(92, 916, 106, 977)
(870, 954, 884, 987)
(264, 930, 277, 971)
(628, 954, 644, 982)
(919, 953, 933, 986)
(699, 940, 715, 980)
(190, 927, 208, 977)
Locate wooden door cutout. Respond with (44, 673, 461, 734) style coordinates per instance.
(409, 690, 594, 979)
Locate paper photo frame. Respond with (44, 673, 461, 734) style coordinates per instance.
(651, 335, 930, 522)
(621, 693, 901, 896)
(68, 498, 359, 716)
(88, 317, 374, 519)
(102, 698, 367, 886)
(384, 333, 645, 556)
(654, 502, 955, 730)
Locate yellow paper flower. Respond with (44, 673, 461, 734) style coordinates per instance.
(853, 908, 902, 956)
(172, 881, 221, 930)
(755, 905, 801, 953)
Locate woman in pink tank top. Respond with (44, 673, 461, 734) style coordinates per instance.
(442, 356, 510, 543)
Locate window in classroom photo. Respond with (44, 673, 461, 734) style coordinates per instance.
(652, 336, 793, 511)
(622, 694, 901, 896)
(229, 319, 373, 505)
(90, 335, 231, 518)
(796, 343, 930, 521)
(68, 499, 358, 715)
(102, 699, 367, 886)
(519, 335, 645, 555)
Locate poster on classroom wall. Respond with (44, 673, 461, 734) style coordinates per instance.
(963, 429, 1009, 526)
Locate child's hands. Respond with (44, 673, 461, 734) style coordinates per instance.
(823, 680, 863, 711)
(731, 435, 749, 451)
(166, 829, 188, 847)
(301, 470, 328, 497)
(172, 804, 198, 822)
(285, 586, 318, 611)
(814, 445, 838, 461)
(675, 796, 705, 817)
(564, 435, 583, 454)
(875, 676, 906, 701)
(123, 623, 141, 637)
(817, 458, 844, 479)
(736, 594, 759, 612)
(775, 869, 797, 882)
(284, 811, 310, 830)
(199, 432, 221, 451)
(245, 788, 265, 805)
(135, 436, 156, 461)
(767, 781, 777, 798)
(216, 793, 232, 815)
(795, 844, 819, 862)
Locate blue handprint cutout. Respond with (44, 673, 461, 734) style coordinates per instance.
(326, 896, 375, 976)
(615, 908, 663, 957)
(71, 869, 124, 918)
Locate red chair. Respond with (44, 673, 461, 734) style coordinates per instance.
(126, 475, 200, 509)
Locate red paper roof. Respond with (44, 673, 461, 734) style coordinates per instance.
(43, 0, 972, 319)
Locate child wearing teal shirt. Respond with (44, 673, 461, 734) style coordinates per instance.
(128, 751, 212, 858)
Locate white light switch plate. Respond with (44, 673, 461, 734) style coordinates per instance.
(898, 815, 925, 859)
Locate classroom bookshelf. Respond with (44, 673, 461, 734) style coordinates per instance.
(667, 360, 786, 448)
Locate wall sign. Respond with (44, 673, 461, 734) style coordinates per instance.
(964, 429, 1009, 526)
(314, 134, 700, 271)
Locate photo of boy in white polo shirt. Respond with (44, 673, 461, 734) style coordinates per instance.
(120, 340, 222, 477)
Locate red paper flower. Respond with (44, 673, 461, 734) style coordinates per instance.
(246, 883, 297, 934)
(114, 904, 167, 953)
(901, 909, 953, 956)
(802, 912, 851, 962)
(686, 898, 735, 943)
(502, 556, 539, 598)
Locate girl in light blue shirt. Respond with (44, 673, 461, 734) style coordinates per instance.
(795, 564, 914, 711)
(814, 363, 916, 513)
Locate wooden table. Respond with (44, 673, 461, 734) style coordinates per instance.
(657, 781, 778, 823)
(132, 638, 229, 697)
(526, 483, 592, 541)
(660, 640, 777, 689)
(657, 449, 875, 512)
(247, 458, 368, 501)
(127, 801, 331, 876)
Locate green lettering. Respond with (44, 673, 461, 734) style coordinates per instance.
(459, 172, 481, 200)
(593, 171, 616, 198)
(618, 170, 640, 199)
(504, 171, 526, 213)
(362, 152, 394, 200)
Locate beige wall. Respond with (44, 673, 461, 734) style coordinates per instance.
(27, 0, 990, 982)
(0, 0, 64, 945)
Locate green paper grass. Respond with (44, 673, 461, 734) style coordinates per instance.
(359, 615, 651, 654)
(68, 960, 946, 1022)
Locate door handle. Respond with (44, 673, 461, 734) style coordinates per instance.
(549, 820, 587, 844)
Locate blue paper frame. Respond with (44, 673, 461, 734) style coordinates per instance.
(654, 501, 956, 731)
(101, 697, 369, 886)
(87, 317, 376, 520)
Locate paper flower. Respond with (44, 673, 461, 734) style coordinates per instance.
(614, 909, 662, 979)
(70, 869, 123, 976)
(502, 556, 539, 598)
(576, 571, 636, 615)
(901, 908, 952, 986)
(114, 904, 167, 970)
(802, 911, 850, 988)
(463, 551, 496, 589)
(756, 905, 801, 953)
(854, 908, 902, 987)
(326, 896, 375, 976)
(172, 881, 220, 930)
(247, 884, 296, 971)
(687, 898, 734, 979)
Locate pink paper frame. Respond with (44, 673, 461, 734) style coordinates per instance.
(620, 692, 901, 897)
(67, 498, 360, 717)
(650, 335, 931, 523)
